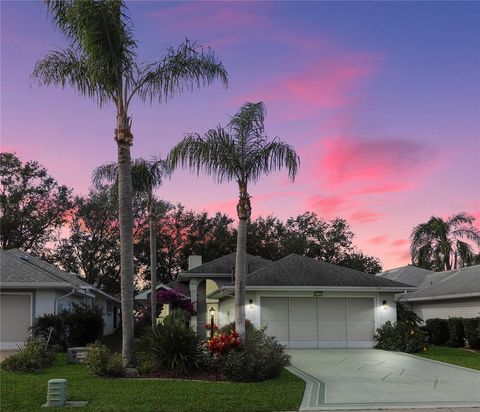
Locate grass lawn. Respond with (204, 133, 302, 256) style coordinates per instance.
(0, 354, 305, 412)
(413, 346, 480, 370)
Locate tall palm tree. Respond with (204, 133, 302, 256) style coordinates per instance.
(168, 102, 299, 340)
(93, 157, 171, 327)
(32, 0, 227, 366)
(411, 212, 480, 271)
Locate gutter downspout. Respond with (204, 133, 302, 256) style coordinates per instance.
(55, 289, 76, 314)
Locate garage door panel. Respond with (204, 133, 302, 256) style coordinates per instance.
(318, 321, 347, 340)
(289, 320, 317, 340)
(347, 321, 374, 341)
(289, 298, 316, 320)
(261, 297, 288, 321)
(347, 298, 374, 321)
(262, 321, 289, 342)
(1, 294, 31, 344)
(318, 298, 346, 320)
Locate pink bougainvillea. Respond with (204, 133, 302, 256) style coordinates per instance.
(157, 288, 196, 315)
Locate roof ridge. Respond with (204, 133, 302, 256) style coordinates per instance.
(244, 254, 294, 281)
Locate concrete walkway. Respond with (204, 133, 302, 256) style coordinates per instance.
(288, 349, 480, 410)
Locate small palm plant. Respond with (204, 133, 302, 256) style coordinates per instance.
(93, 157, 171, 327)
(33, 0, 227, 366)
(168, 102, 299, 340)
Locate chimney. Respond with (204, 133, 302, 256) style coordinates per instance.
(188, 255, 202, 270)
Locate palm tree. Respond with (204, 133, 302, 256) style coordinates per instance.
(93, 157, 171, 327)
(411, 212, 480, 271)
(33, 0, 227, 366)
(168, 102, 299, 340)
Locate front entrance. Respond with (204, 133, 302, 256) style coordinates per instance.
(260, 297, 375, 348)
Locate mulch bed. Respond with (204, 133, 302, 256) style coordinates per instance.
(139, 369, 228, 381)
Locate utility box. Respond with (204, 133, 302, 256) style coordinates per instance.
(67, 347, 91, 364)
(47, 379, 67, 407)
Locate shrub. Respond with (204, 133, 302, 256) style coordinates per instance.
(136, 309, 205, 375)
(396, 303, 422, 325)
(218, 327, 290, 382)
(0, 338, 56, 373)
(424, 318, 450, 345)
(446, 317, 465, 347)
(30, 313, 65, 349)
(85, 344, 123, 377)
(207, 331, 240, 356)
(374, 321, 428, 353)
(462, 318, 480, 349)
(218, 320, 254, 335)
(63, 304, 104, 347)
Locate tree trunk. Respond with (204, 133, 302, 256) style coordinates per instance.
(235, 181, 251, 342)
(115, 112, 135, 367)
(148, 190, 157, 327)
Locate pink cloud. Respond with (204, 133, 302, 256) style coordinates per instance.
(350, 210, 384, 224)
(369, 235, 389, 245)
(308, 195, 349, 216)
(319, 136, 437, 187)
(391, 238, 409, 247)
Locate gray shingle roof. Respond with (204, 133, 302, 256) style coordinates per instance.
(1, 249, 91, 287)
(377, 265, 434, 287)
(228, 254, 411, 288)
(185, 252, 273, 275)
(399, 265, 480, 301)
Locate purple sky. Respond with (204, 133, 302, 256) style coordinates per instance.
(1, 1, 479, 269)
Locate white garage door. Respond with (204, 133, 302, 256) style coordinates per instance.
(0, 294, 32, 349)
(261, 297, 375, 348)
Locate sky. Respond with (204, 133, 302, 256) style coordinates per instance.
(1, 1, 479, 270)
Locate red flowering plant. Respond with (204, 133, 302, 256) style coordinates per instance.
(207, 331, 240, 357)
(203, 323, 219, 331)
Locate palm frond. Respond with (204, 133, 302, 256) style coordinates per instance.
(130, 40, 228, 106)
(228, 102, 266, 141)
(92, 162, 119, 187)
(32, 48, 111, 106)
(246, 139, 300, 183)
(168, 129, 239, 183)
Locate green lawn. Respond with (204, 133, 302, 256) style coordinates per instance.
(413, 346, 480, 370)
(0, 355, 305, 412)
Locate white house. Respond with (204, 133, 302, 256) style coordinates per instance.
(0, 249, 120, 349)
(177, 253, 412, 348)
(395, 265, 480, 320)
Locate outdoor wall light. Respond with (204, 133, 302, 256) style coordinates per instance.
(249, 299, 254, 310)
(382, 300, 389, 309)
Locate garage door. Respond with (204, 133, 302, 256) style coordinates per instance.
(0, 294, 32, 349)
(261, 297, 375, 348)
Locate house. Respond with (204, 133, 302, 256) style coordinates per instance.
(0, 249, 120, 349)
(376, 265, 434, 287)
(176, 253, 412, 348)
(397, 264, 480, 320)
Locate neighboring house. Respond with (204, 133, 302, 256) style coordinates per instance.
(397, 265, 480, 320)
(377, 265, 434, 287)
(176, 253, 411, 348)
(0, 249, 120, 349)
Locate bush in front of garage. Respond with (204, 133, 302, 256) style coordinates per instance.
(374, 321, 428, 353)
(0, 338, 57, 373)
(462, 318, 480, 349)
(31, 303, 104, 349)
(209, 326, 290, 382)
(424, 318, 450, 345)
(446, 317, 465, 347)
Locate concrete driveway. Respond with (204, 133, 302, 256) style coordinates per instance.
(288, 349, 480, 410)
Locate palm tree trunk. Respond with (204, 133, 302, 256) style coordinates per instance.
(115, 112, 135, 367)
(235, 217, 247, 341)
(235, 182, 251, 342)
(148, 190, 157, 327)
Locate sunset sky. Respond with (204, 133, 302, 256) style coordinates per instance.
(1, 1, 479, 270)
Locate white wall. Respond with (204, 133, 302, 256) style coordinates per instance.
(408, 298, 480, 321)
(35, 290, 56, 317)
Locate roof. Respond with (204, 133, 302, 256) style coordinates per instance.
(0, 249, 119, 302)
(399, 265, 480, 301)
(377, 265, 434, 287)
(214, 254, 412, 292)
(135, 282, 189, 301)
(181, 252, 273, 276)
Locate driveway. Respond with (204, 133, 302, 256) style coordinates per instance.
(288, 349, 480, 410)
